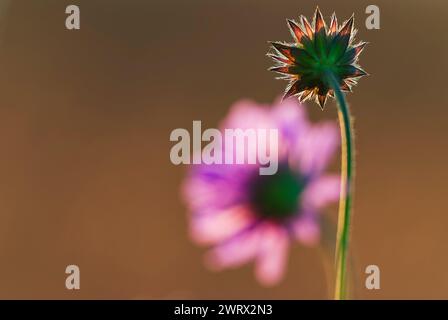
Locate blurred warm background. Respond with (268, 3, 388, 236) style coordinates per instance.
(0, 0, 447, 299)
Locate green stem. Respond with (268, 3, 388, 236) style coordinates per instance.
(325, 71, 354, 300)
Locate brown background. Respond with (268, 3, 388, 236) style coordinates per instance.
(0, 0, 447, 299)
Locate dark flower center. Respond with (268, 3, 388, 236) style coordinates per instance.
(249, 164, 306, 220)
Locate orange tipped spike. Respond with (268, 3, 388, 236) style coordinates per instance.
(283, 81, 300, 100)
(340, 81, 352, 92)
(314, 7, 326, 33)
(267, 52, 290, 64)
(353, 42, 367, 57)
(270, 42, 295, 61)
(287, 19, 305, 43)
(269, 66, 293, 74)
(339, 15, 354, 37)
(317, 94, 327, 109)
(301, 16, 314, 38)
(329, 13, 338, 34)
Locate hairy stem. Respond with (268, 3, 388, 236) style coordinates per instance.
(326, 71, 354, 300)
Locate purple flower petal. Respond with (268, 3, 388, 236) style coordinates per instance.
(220, 99, 273, 131)
(302, 174, 341, 211)
(189, 205, 256, 245)
(292, 212, 321, 246)
(205, 224, 263, 270)
(271, 97, 310, 146)
(182, 164, 252, 213)
(255, 223, 289, 286)
(293, 121, 340, 176)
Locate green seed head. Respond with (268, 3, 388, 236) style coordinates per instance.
(268, 7, 368, 109)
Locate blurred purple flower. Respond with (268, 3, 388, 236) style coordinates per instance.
(182, 97, 340, 286)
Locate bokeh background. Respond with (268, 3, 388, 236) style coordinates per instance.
(0, 0, 447, 299)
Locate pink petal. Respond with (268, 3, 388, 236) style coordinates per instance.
(190, 205, 256, 245)
(220, 99, 273, 131)
(293, 122, 340, 175)
(271, 97, 310, 145)
(205, 224, 263, 270)
(292, 213, 320, 246)
(302, 175, 341, 210)
(182, 169, 244, 213)
(255, 223, 289, 286)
